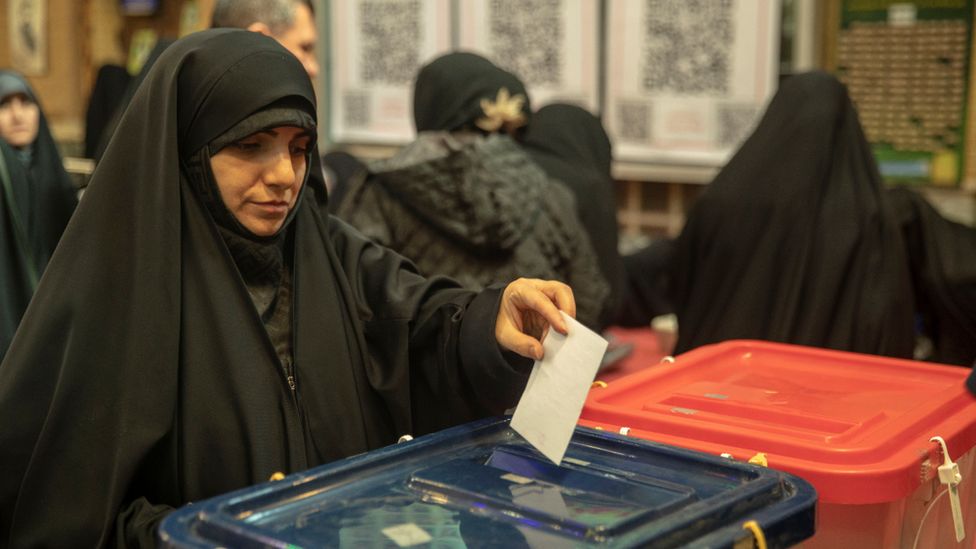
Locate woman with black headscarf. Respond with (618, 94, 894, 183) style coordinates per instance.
(521, 103, 626, 328)
(670, 71, 916, 357)
(0, 71, 77, 266)
(0, 30, 575, 548)
(0, 70, 78, 360)
(338, 52, 610, 330)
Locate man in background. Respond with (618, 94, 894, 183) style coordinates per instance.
(211, 0, 335, 207)
(211, 0, 319, 79)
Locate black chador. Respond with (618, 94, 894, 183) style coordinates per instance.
(0, 30, 529, 548)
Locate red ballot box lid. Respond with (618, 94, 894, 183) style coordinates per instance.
(581, 340, 976, 504)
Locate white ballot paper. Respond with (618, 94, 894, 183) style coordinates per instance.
(510, 311, 609, 465)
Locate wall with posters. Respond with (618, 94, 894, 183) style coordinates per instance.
(328, 0, 453, 144)
(830, 0, 973, 187)
(604, 0, 780, 167)
(327, 0, 603, 146)
(325, 0, 780, 170)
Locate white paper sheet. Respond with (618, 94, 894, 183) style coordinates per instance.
(510, 312, 608, 465)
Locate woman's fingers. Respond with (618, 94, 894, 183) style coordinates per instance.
(495, 278, 579, 359)
(508, 279, 568, 334)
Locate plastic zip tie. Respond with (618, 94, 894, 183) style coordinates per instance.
(930, 436, 965, 542)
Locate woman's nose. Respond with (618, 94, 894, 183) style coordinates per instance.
(264, 151, 297, 187)
(10, 99, 27, 120)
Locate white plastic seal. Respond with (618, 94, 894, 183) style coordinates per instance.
(930, 436, 965, 543)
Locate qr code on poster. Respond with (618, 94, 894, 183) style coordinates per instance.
(642, 0, 734, 94)
(359, 0, 422, 85)
(616, 101, 652, 142)
(488, 0, 563, 86)
(343, 92, 370, 128)
(717, 103, 760, 148)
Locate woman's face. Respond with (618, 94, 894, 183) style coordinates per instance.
(0, 92, 40, 148)
(210, 126, 312, 237)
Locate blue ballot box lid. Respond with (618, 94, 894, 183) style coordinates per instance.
(158, 417, 816, 548)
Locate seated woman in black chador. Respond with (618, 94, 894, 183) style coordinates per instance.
(670, 72, 917, 357)
(337, 51, 610, 330)
(0, 30, 575, 548)
(0, 70, 78, 360)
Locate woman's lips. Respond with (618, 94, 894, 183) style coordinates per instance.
(250, 201, 290, 215)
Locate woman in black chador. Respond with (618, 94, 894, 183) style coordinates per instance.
(0, 30, 575, 547)
(338, 52, 610, 330)
(0, 70, 78, 360)
(670, 72, 916, 357)
(521, 103, 625, 329)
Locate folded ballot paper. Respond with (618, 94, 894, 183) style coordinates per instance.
(510, 311, 609, 464)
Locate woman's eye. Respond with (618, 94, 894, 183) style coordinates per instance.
(290, 141, 310, 156)
(233, 141, 262, 152)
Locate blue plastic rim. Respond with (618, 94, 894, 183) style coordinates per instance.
(158, 417, 816, 548)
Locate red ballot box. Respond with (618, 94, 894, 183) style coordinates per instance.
(581, 340, 976, 548)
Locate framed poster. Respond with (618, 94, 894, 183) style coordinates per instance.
(457, 0, 601, 113)
(835, 0, 973, 186)
(329, 0, 453, 144)
(8, 0, 47, 76)
(604, 0, 781, 165)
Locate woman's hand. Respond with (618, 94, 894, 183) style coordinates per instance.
(495, 278, 576, 360)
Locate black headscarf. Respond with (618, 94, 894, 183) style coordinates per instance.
(670, 71, 915, 357)
(521, 103, 624, 328)
(0, 29, 526, 548)
(0, 70, 77, 361)
(413, 51, 531, 133)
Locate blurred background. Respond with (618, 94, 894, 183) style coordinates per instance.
(1, 0, 973, 250)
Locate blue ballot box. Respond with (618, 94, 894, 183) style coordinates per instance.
(158, 417, 816, 548)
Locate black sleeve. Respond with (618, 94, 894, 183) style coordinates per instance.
(116, 499, 174, 548)
(328, 216, 530, 435)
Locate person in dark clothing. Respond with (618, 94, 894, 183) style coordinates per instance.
(615, 237, 676, 327)
(93, 38, 176, 161)
(322, 149, 367, 213)
(338, 52, 610, 329)
(0, 30, 575, 548)
(0, 142, 38, 363)
(887, 187, 976, 367)
(670, 71, 916, 357)
(521, 103, 626, 328)
(0, 71, 78, 361)
(84, 63, 130, 158)
(0, 72, 78, 243)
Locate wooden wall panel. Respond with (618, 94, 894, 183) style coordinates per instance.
(0, 0, 86, 141)
(1, 0, 217, 147)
